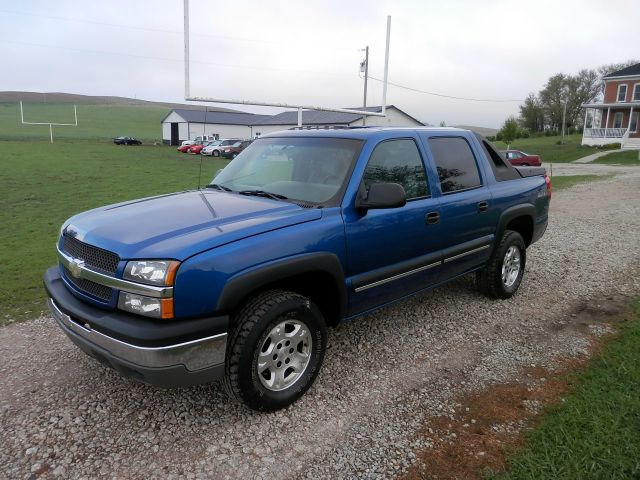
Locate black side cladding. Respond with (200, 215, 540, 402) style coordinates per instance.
(473, 133, 521, 182)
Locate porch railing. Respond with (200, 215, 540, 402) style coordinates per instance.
(583, 128, 627, 138)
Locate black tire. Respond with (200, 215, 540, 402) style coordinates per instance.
(223, 289, 327, 411)
(213, 150, 220, 157)
(476, 230, 526, 299)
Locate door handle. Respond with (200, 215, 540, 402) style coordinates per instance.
(477, 201, 489, 213)
(425, 212, 440, 224)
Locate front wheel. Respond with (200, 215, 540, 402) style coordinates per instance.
(477, 230, 526, 299)
(223, 290, 327, 411)
(213, 150, 220, 157)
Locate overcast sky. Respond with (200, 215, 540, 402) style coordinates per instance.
(1, 0, 638, 127)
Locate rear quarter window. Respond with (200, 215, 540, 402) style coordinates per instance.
(428, 137, 481, 194)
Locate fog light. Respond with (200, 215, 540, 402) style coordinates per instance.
(118, 292, 173, 319)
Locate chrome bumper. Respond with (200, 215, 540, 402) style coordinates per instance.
(48, 297, 227, 372)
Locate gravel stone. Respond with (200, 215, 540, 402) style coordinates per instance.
(1, 169, 639, 479)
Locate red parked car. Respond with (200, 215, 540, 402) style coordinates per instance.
(177, 143, 195, 153)
(221, 140, 252, 159)
(177, 141, 206, 153)
(187, 142, 213, 155)
(500, 150, 542, 167)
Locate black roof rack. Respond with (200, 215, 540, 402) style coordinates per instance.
(288, 125, 376, 130)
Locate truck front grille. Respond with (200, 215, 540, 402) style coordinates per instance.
(63, 267, 113, 302)
(62, 234, 120, 274)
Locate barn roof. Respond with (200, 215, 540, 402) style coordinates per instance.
(252, 105, 423, 126)
(603, 63, 640, 79)
(162, 109, 269, 126)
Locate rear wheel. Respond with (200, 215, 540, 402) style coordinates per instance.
(477, 230, 526, 299)
(223, 290, 327, 411)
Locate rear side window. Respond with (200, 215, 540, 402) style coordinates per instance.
(428, 137, 481, 194)
(363, 139, 429, 200)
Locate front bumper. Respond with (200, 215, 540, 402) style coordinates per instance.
(44, 266, 228, 388)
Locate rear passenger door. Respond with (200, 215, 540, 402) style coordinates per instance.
(344, 138, 442, 315)
(421, 135, 495, 279)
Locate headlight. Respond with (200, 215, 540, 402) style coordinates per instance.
(118, 292, 174, 319)
(123, 260, 180, 286)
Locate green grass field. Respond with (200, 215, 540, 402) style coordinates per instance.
(493, 299, 640, 479)
(593, 149, 640, 165)
(0, 140, 227, 323)
(550, 174, 610, 190)
(0, 102, 168, 142)
(490, 134, 602, 163)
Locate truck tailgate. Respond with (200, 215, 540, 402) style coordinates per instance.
(515, 166, 546, 177)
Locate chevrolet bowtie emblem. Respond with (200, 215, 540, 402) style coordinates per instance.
(69, 258, 85, 278)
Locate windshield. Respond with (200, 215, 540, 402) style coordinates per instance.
(211, 137, 363, 205)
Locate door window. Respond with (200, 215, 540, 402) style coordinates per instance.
(613, 112, 623, 129)
(428, 137, 482, 194)
(362, 139, 429, 200)
(631, 112, 639, 133)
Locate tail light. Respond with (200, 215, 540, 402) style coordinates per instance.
(544, 174, 552, 201)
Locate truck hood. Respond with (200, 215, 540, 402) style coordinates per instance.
(63, 190, 322, 260)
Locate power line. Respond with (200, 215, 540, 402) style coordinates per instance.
(0, 9, 356, 52)
(3, 39, 356, 78)
(366, 74, 523, 103)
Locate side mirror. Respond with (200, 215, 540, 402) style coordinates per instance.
(356, 182, 406, 210)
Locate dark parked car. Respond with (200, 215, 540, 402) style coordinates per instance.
(500, 150, 541, 167)
(221, 140, 252, 159)
(114, 136, 142, 145)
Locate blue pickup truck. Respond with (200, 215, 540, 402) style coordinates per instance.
(44, 127, 550, 411)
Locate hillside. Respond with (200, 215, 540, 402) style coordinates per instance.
(0, 91, 240, 112)
(0, 103, 168, 142)
(453, 125, 498, 136)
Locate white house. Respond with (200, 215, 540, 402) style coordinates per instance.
(161, 109, 269, 145)
(162, 105, 423, 144)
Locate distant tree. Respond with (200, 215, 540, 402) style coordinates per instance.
(519, 93, 545, 132)
(499, 116, 519, 148)
(439, 120, 446, 127)
(539, 73, 567, 130)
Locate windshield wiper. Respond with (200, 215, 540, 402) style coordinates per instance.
(206, 183, 232, 192)
(238, 190, 288, 200)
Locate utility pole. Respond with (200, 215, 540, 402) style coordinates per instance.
(561, 99, 567, 144)
(361, 46, 369, 126)
(561, 86, 569, 145)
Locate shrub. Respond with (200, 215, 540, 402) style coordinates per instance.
(597, 143, 622, 150)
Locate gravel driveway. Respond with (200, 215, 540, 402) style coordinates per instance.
(2, 168, 640, 479)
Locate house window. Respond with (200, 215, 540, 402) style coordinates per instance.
(633, 84, 640, 102)
(631, 112, 639, 133)
(617, 84, 628, 102)
(613, 112, 623, 129)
